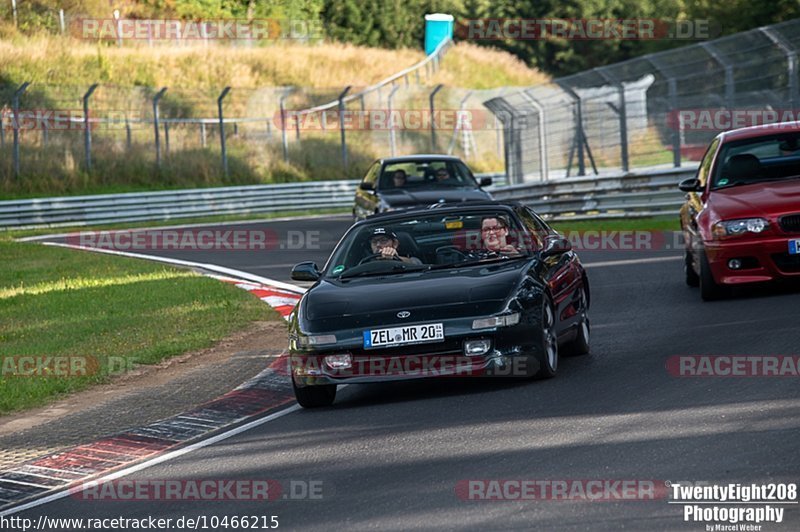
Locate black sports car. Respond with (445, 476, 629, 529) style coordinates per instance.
(288, 202, 590, 407)
(352, 154, 494, 220)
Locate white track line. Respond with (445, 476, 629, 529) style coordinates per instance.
(38, 242, 306, 294)
(583, 256, 682, 268)
(0, 404, 302, 517)
(17, 213, 351, 242)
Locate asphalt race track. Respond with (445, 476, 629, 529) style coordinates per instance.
(22, 216, 800, 530)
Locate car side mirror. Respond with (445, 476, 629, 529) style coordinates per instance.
(479, 176, 493, 187)
(359, 182, 374, 191)
(541, 236, 571, 258)
(678, 178, 703, 192)
(291, 262, 320, 282)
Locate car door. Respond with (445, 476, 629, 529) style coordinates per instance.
(519, 208, 584, 335)
(354, 162, 381, 220)
(682, 138, 719, 269)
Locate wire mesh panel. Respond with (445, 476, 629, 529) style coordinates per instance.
(487, 18, 800, 183)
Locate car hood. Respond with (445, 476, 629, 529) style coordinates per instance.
(302, 261, 529, 330)
(709, 179, 800, 219)
(379, 187, 491, 207)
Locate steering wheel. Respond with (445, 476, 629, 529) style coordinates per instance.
(357, 252, 403, 265)
(435, 245, 467, 258)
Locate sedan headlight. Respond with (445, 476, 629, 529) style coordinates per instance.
(296, 334, 337, 347)
(712, 218, 769, 238)
(472, 313, 520, 330)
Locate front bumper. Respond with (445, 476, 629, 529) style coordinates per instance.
(705, 235, 800, 284)
(290, 325, 543, 386)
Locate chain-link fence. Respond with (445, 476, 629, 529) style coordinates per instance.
(2, 39, 512, 190)
(486, 18, 800, 183)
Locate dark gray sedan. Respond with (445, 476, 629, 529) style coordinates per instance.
(353, 155, 493, 220)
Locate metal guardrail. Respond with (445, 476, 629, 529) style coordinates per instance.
(492, 165, 697, 220)
(0, 167, 694, 230)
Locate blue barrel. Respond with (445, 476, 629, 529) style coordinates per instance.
(424, 14, 454, 55)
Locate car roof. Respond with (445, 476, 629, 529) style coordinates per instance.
(719, 120, 800, 143)
(378, 154, 465, 164)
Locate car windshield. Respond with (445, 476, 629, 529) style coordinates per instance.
(377, 160, 478, 191)
(711, 132, 800, 189)
(324, 210, 538, 279)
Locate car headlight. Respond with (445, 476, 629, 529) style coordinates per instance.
(712, 218, 769, 238)
(472, 313, 520, 330)
(296, 334, 337, 347)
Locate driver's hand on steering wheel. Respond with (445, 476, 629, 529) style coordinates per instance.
(378, 246, 398, 259)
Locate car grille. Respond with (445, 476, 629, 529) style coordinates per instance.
(779, 214, 800, 234)
(771, 253, 800, 273)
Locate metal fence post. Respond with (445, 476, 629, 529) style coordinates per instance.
(429, 84, 444, 151)
(387, 85, 400, 157)
(59, 9, 65, 35)
(279, 91, 290, 162)
(200, 122, 207, 147)
(11, 0, 17, 27)
(217, 86, 231, 177)
(12, 82, 30, 179)
(42, 122, 48, 147)
(152, 87, 167, 169)
(338, 86, 352, 171)
(82, 84, 98, 172)
(164, 122, 170, 156)
(521, 91, 549, 181)
(761, 27, 799, 111)
(125, 118, 131, 150)
(701, 43, 735, 109)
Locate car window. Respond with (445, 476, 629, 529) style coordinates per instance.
(362, 162, 380, 186)
(518, 208, 550, 250)
(711, 132, 800, 188)
(323, 210, 532, 278)
(378, 160, 478, 189)
(697, 138, 720, 187)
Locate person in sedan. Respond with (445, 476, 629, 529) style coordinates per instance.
(392, 170, 407, 188)
(368, 228, 422, 264)
(435, 168, 455, 184)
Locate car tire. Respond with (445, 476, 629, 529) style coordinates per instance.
(562, 288, 590, 357)
(685, 249, 700, 287)
(699, 247, 727, 301)
(292, 376, 336, 408)
(534, 297, 559, 378)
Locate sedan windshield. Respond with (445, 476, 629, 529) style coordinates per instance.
(324, 210, 541, 279)
(712, 132, 800, 189)
(377, 160, 478, 191)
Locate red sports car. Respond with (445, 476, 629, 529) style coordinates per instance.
(679, 122, 800, 300)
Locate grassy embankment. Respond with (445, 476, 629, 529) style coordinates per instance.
(0, 36, 548, 199)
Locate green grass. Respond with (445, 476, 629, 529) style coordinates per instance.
(551, 216, 680, 233)
(0, 236, 278, 413)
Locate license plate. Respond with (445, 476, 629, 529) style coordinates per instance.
(363, 323, 444, 349)
(790, 240, 800, 255)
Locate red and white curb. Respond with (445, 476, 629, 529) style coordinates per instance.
(209, 276, 302, 320)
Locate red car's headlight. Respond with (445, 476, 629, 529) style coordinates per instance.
(711, 218, 769, 239)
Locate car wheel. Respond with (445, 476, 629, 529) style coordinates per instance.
(684, 249, 700, 287)
(562, 288, 590, 357)
(292, 376, 336, 408)
(534, 297, 558, 378)
(699, 247, 727, 301)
